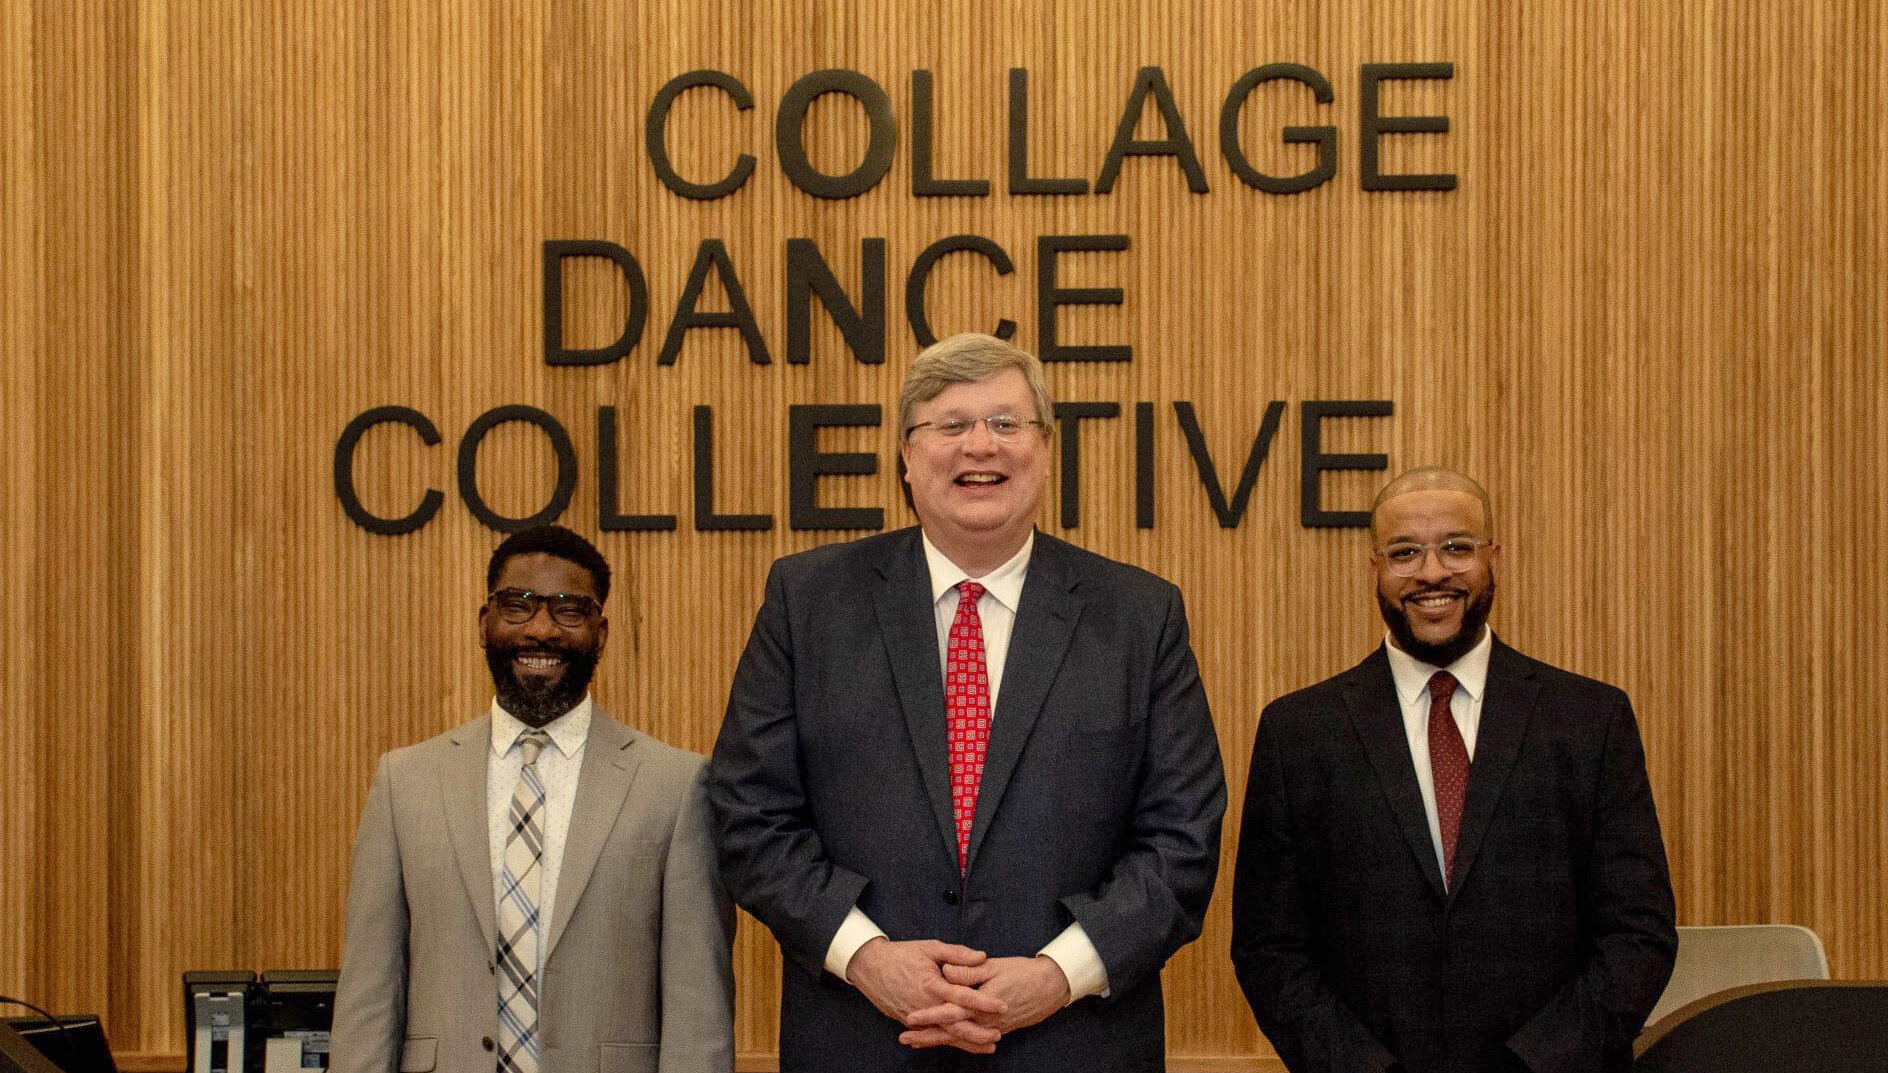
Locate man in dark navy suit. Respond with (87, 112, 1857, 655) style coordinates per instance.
(710, 333, 1226, 1071)
(1232, 467, 1676, 1073)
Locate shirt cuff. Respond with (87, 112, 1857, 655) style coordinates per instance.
(823, 906, 888, 980)
(1038, 922, 1111, 1002)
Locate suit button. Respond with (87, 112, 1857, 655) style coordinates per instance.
(481, 1038, 494, 1053)
(943, 890, 959, 906)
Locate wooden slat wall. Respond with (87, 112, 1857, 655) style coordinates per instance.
(3, 1, 1884, 1069)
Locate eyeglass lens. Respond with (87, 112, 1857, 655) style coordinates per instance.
(492, 590, 597, 626)
(1382, 542, 1483, 576)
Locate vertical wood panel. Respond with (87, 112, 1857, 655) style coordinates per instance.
(1, 0, 46, 1015)
(2, 0, 142, 1044)
(1, 1, 1883, 1068)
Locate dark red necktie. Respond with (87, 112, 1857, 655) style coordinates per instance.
(945, 580, 991, 872)
(1426, 670, 1469, 884)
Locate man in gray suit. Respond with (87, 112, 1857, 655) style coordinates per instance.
(710, 333, 1226, 1071)
(332, 525, 734, 1073)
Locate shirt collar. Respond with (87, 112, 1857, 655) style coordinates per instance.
(920, 530, 1033, 614)
(490, 694, 594, 759)
(1385, 628, 1494, 706)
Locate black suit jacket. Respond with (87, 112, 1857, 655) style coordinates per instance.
(1230, 640, 1676, 1073)
(709, 528, 1226, 1072)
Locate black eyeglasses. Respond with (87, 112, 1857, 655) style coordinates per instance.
(488, 588, 602, 627)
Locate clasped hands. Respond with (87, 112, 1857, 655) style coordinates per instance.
(846, 937, 1072, 1054)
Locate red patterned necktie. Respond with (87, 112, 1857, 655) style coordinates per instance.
(945, 580, 992, 872)
(1426, 670, 1469, 885)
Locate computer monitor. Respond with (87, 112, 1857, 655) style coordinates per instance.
(258, 973, 337, 1073)
(0, 1016, 117, 1073)
(183, 972, 256, 1073)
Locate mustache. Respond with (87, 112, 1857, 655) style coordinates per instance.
(1404, 585, 1465, 600)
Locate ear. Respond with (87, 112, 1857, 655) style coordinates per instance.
(595, 615, 609, 655)
(1486, 540, 1503, 576)
(477, 602, 491, 649)
(899, 438, 913, 484)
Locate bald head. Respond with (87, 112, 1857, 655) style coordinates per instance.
(1370, 467, 1494, 540)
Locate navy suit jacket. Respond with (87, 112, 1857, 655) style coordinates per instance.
(1231, 639, 1676, 1073)
(710, 528, 1226, 1072)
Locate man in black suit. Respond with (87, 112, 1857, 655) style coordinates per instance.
(1231, 467, 1676, 1073)
(709, 333, 1225, 1071)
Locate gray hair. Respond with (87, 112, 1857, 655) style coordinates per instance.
(898, 333, 1055, 438)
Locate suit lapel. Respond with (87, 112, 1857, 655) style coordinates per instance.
(1343, 650, 1448, 901)
(965, 534, 1082, 874)
(871, 530, 959, 870)
(1447, 640, 1537, 897)
(543, 713, 641, 960)
(442, 716, 497, 952)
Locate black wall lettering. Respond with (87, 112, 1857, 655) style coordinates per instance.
(1221, 64, 1338, 195)
(1300, 399, 1393, 527)
(1007, 68, 1088, 194)
(596, 406, 678, 532)
(1095, 66, 1208, 194)
(1134, 401, 1155, 529)
(905, 235, 1017, 346)
(457, 405, 578, 533)
(786, 237, 886, 365)
(1054, 401, 1119, 529)
(659, 239, 771, 366)
(1037, 234, 1131, 362)
(334, 406, 444, 535)
(912, 71, 990, 197)
(693, 405, 773, 531)
(646, 70, 757, 200)
(543, 240, 648, 366)
(1360, 62, 1457, 192)
(776, 69, 897, 199)
(788, 404, 884, 530)
(1175, 400, 1285, 528)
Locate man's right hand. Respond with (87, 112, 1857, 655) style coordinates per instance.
(846, 937, 1009, 1053)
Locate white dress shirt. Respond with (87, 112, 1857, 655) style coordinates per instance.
(1384, 629, 1493, 887)
(824, 532, 1112, 1003)
(488, 695, 592, 941)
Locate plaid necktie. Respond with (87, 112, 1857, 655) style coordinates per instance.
(496, 730, 550, 1073)
(945, 581, 991, 872)
(1426, 671, 1469, 886)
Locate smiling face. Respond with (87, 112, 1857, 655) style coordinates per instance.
(1371, 488, 1500, 667)
(899, 366, 1050, 574)
(479, 551, 608, 727)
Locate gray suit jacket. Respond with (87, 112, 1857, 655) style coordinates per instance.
(710, 528, 1226, 1072)
(331, 711, 734, 1073)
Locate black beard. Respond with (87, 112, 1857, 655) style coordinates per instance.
(486, 644, 599, 727)
(1378, 573, 1496, 668)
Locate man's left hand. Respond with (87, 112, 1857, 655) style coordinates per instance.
(898, 956, 1071, 1048)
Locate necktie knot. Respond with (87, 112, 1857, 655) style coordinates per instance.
(1427, 671, 1458, 705)
(958, 580, 985, 605)
(519, 730, 550, 767)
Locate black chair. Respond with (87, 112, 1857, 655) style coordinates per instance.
(1634, 980, 1888, 1072)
